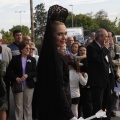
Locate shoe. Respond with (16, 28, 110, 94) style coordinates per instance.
(111, 111, 116, 117)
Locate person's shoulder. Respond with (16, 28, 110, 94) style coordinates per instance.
(10, 55, 20, 63)
(34, 54, 39, 58)
(8, 42, 18, 50)
(8, 42, 14, 47)
(115, 43, 120, 48)
(87, 41, 94, 49)
(4, 46, 11, 51)
(13, 55, 20, 58)
(27, 55, 36, 61)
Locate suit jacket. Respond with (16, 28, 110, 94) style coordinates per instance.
(110, 44, 120, 60)
(1, 45, 12, 67)
(6, 55, 36, 88)
(110, 44, 120, 78)
(87, 40, 115, 88)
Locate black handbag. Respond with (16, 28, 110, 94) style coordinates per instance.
(12, 82, 23, 93)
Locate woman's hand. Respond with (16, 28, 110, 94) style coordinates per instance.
(16, 77, 22, 84)
(21, 74, 28, 81)
(81, 72, 85, 77)
(70, 117, 78, 120)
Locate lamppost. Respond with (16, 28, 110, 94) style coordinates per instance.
(69, 5, 73, 27)
(30, 0, 34, 42)
(15, 11, 26, 31)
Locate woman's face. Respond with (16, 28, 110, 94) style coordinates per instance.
(78, 47, 86, 56)
(29, 45, 35, 56)
(21, 44, 30, 56)
(53, 24, 67, 48)
(71, 43, 79, 54)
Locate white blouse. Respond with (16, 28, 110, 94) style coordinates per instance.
(69, 70, 88, 98)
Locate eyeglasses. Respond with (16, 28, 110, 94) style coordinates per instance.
(25, 48, 30, 50)
(30, 48, 35, 50)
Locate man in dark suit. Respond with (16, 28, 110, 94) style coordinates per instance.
(87, 29, 116, 120)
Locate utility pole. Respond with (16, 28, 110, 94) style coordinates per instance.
(30, 0, 34, 42)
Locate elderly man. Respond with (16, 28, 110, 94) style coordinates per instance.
(87, 29, 116, 120)
(66, 36, 74, 55)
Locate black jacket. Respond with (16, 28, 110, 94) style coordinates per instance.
(36, 53, 74, 120)
(6, 55, 36, 88)
(87, 41, 115, 89)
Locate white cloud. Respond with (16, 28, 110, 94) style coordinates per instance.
(34, 0, 108, 6)
(108, 12, 120, 21)
(0, 0, 28, 6)
(0, 0, 119, 31)
(65, 0, 108, 5)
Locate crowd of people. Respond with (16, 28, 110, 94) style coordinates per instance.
(0, 4, 120, 120)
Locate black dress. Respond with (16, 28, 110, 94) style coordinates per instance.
(36, 5, 73, 120)
(36, 52, 74, 120)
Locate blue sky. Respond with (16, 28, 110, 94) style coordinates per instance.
(0, 0, 120, 31)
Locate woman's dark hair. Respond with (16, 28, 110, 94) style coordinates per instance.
(71, 42, 80, 53)
(18, 41, 29, 53)
(68, 60, 80, 72)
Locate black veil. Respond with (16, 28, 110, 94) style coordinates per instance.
(36, 5, 72, 120)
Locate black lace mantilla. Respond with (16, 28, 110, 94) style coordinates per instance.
(48, 4, 68, 23)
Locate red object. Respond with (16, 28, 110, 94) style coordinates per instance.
(0, 39, 8, 44)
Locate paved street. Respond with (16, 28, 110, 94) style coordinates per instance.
(8, 88, 120, 120)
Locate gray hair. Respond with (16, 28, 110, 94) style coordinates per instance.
(95, 28, 106, 40)
(29, 42, 35, 46)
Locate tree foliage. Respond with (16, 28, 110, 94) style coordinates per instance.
(9, 25, 30, 36)
(0, 29, 13, 43)
(1, 4, 120, 42)
(65, 9, 120, 35)
(34, 3, 47, 38)
(0, 25, 30, 44)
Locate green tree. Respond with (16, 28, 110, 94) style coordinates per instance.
(0, 29, 13, 43)
(34, 3, 47, 38)
(66, 13, 99, 31)
(66, 9, 120, 35)
(94, 10, 119, 33)
(0, 25, 30, 44)
(94, 10, 108, 19)
(9, 25, 30, 36)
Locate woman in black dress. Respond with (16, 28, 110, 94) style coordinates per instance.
(36, 5, 77, 120)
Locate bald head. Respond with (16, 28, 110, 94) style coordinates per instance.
(66, 36, 74, 47)
(23, 35, 31, 43)
(95, 28, 108, 46)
